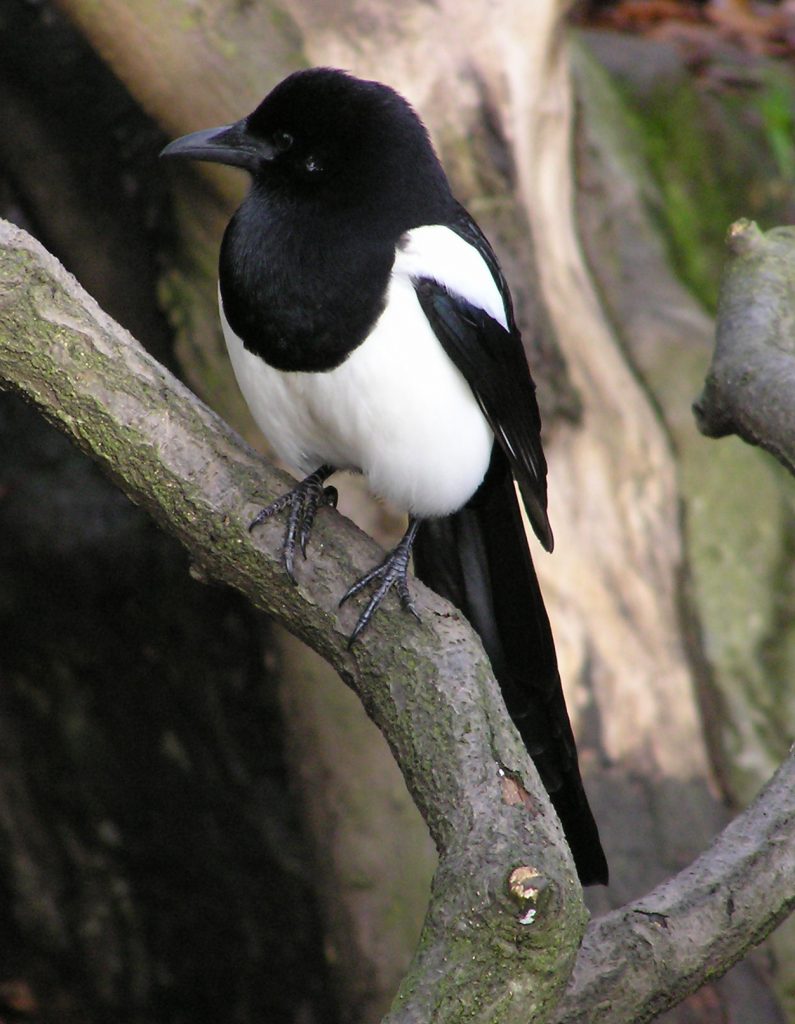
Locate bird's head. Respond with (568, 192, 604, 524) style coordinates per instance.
(161, 67, 450, 224)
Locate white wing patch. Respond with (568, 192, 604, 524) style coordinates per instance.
(393, 224, 508, 329)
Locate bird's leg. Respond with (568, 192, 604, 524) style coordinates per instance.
(340, 516, 422, 646)
(249, 465, 337, 581)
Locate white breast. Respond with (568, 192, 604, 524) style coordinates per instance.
(220, 225, 504, 518)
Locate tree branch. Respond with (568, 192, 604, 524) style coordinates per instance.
(556, 748, 795, 1023)
(694, 219, 795, 470)
(3, 215, 795, 1023)
(0, 219, 588, 1023)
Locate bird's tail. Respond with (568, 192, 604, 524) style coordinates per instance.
(412, 447, 608, 886)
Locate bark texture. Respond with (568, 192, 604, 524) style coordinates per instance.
(696, 220, 795, 466)
(555, 748, 795, 1023)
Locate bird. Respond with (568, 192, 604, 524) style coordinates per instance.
(161, 67, 608, 886)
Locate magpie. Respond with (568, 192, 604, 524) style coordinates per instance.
(161, 67, 608, 886)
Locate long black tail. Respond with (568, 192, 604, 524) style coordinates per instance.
(412, 447, 608, 886)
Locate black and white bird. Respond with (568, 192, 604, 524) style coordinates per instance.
(161, 67, 608, 886)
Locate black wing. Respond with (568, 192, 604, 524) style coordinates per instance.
(413, 239, 553, 551)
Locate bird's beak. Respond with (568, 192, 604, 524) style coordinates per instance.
(160, 120, 275, 173)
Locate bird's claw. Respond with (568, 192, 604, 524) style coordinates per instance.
(341, 519, 421, 646)
(249, 467, 335, 580)
(251, 476, 421, 645)
(300, 485, 337, 558)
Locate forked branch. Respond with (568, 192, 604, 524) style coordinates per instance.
(1, 219, 794, 1024)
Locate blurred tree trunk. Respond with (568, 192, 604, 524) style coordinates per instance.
(0, 0, 792, 1019)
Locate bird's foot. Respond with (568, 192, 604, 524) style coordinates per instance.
(249, 465, 337, 581)
(340, 518, 422, 646)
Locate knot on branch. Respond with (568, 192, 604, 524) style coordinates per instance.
(507, 866, 550, 927)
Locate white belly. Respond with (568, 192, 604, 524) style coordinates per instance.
(219, 274, 494, 517)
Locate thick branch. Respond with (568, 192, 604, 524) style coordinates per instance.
(557, 748, 795, 1023)
(3, 216, 795, 1023)
(694, 219, 795, 469)
(0, 220, 588, 1023)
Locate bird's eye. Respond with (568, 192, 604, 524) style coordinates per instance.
(304, 154, 323, 174)
(272, 130, 293, 152)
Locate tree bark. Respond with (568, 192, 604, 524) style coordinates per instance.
(555, 748, 795, 1023)
(696, 219, 795, 467)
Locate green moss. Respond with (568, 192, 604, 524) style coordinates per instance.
(758, 65, 795, 183)
(619, 82, 735, 309)
(616, 64, 795, 312)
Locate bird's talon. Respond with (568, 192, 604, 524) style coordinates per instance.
(347, 594, 380, 647)
(248, 466, 334, 574)
(406, 602, 422, 623)
(249, 492, 290, 532)
(248, 508, 269, 532)
(339, 568, 377, 607)
(398, 582, 421, 622)
(340, 519, 421, 641)
(298, 506, 316, 558)
(282, 542, 297, 582)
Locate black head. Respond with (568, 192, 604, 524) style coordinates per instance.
(161, 68, 453, 230)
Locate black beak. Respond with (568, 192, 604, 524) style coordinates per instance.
(160, 120, 275, 173)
